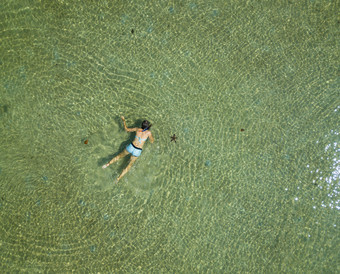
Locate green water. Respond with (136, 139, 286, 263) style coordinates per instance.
(1, 0, 339, 272)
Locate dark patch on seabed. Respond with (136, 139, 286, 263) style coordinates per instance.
(0, 104, 9, 115)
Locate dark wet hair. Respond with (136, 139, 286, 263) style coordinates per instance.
(141, 120, 152, 130)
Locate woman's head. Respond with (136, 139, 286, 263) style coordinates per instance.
(141, 120, 152, 130)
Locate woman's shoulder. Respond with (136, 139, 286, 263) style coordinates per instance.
(138, 129, 151, 136)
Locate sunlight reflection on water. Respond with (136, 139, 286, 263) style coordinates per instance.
(310, 123, 339, 210)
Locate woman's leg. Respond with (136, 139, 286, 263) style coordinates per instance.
(103, 150, 129, 168)
(117, 156, 138, 182)
(109, 149, 129, 164)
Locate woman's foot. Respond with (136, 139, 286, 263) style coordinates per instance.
(102, 163, 109, 169)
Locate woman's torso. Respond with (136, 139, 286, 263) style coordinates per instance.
(132, 129, 149, 148)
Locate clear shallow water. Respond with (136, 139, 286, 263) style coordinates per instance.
(0, 0, 339, 272)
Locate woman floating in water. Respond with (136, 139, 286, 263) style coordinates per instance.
(102, 116, 154, 182)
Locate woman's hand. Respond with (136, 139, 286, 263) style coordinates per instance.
(121, 116, 125, 121)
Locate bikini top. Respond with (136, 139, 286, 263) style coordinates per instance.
(135, 126, 150, 144)
(135, 128, 149, 144)
(135, 135, 148, 144)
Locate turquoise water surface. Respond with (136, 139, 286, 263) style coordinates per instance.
(0, 0, 339, 272)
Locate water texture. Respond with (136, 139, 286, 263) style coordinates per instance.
(0, 0, 339, 272)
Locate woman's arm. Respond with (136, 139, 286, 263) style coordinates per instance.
(149, 132, 155, 143)
(121, 116, 138, 132)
